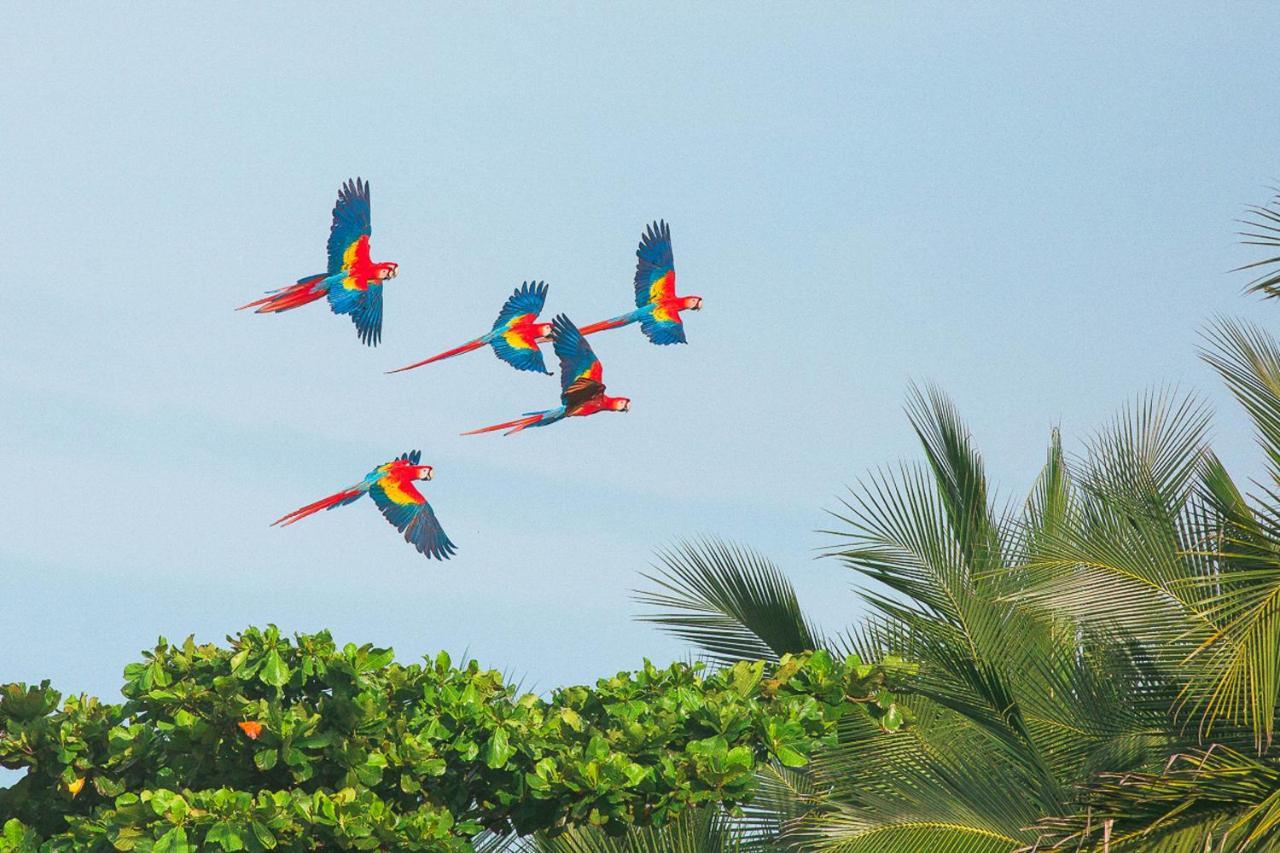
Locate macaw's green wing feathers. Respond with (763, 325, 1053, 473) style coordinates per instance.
(550, 314, 605, 407)
(634, 220, 675, 308)
(327, 178, 372, 274)
(369, 475, 456, 561)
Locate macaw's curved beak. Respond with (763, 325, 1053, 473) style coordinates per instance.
(420, 465, 434, 480)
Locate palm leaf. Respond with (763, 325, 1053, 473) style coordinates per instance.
(634, 539, 822, 665)
(905, 383, 1003, 574)
(1235, 191, 1280, 299)
(1201, 317, 1280, 487)
(519, 806, 748, 852)
(1032, 746, 1280, 851)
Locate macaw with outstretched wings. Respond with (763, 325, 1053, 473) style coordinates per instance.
(238, 178, 399, 346)
(462, 314, 631, 436)
(271, 451, 455, 560)
(388, 281, 553, 375)
(578, 221, 702, 345)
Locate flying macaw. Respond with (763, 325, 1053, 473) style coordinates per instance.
(462, 314, 630, 436)
(271, 451, 456, 560)
(578, 220, 702, 344)
(388, 281, 553, 376)
(238, 178, 398, 346)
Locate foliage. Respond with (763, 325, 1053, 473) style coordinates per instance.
(638, 344, 1280, 849)
(0, 626, 913, 851)
(517, 803, 747, 852)
(637, 540, 822, 665)
(1237, 190, 1280, 299)
(1035, 746, 1280, 851)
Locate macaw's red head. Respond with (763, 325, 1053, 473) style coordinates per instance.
(376, 262, 399, 280)
(681, 295, 703, 311)
(535, 322, 553, 339)
(605, 396, 632, 412)
(414, 464, 434, 481)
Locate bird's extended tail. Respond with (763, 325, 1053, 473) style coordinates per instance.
(461, 409, 562, 436)
(577, 315, 633, 336)
(387, 337, 487, 374)
(271, 487, 363, 527)
(238, 275, 328, 313)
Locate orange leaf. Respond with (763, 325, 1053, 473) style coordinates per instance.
(238, 720, 263, 740)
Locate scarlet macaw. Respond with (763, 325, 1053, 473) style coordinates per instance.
(462, 314, 630, 436)
(388, 281, 553, 375)
(578, 221, 702, 344)
(271, 451, 455, 560)
(238, 178, 398, 346)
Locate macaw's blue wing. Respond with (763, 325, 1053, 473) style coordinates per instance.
(485, 281, 551, 373)
(327, 283, 383, 346)
(637, 306, 686, 345)
(492, 281, 549, 329)
(327, 178, 372, 274)
(550, 313, 605, 407)
(633, 220, 675, 309)
(370, 477, 457, 561)
(490, 333, 551, 374)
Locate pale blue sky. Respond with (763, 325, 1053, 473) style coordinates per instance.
(3, 4, 1279, 705)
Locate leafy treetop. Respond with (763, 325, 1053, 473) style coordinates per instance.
(0, 626, 913, 851)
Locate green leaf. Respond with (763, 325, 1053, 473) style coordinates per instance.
(486, 727, 515, 769)
(203, 822, 243, 852)
(258, 649, 290, 688)
(1, 819, 40, 853)
(152, 826, 190, 853)
(882, 704, 904, 732)
(250, 821, 277, 850)
(772, 743, 807, 768)
(254, 748, 277, 771)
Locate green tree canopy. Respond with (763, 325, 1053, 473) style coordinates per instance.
(0, 626, 913, 851)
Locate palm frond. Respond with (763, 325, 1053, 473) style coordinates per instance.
(1032, 746, 1280, 851)
(905, 383, 1003, 574)
(1201, 317, 1280, 487)
(1007, 391, 1213, 650)
(634, 539, 822, 665)
(1235, 191, 1280, 299)
(519, 806, 748, 853)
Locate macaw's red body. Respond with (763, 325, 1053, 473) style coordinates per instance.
(462, 314, 630, 436)
(271, 451, 455, 560)
(238, 178, 398, 346)
(575, 221, 702, 345)
(389, 281, 554, 376)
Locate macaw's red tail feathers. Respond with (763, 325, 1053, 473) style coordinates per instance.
(238, 276, 327, 313)
(387, 338, 485, 374)
(461, 413, 544, 436)
(271, 487, 362, 527)
(578, 316, 630, 336)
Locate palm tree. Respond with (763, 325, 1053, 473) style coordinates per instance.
(514, 805, 748, 852)
(634, 314, 1280, 849)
